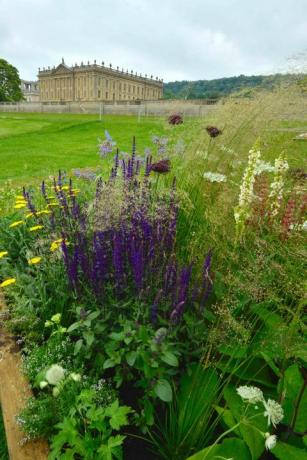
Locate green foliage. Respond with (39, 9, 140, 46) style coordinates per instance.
(272, 441, 307, 460)
(18, 380, 116, 441)
(0, 405, 9, 460)
(0, 58, 23, 102)
(49, 392, 132, 460)
(187, 438, 251, 460)
(149, 365, 221, 460)
(163, 73, 299, 99)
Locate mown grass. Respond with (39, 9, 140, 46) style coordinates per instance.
(0, 113, 170, 187)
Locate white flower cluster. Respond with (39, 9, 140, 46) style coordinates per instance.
(255, 160, 276, 175)
(236, 385, 263, 404)
(234, 140, 261, 239)
(203, 172, 227, 183)
(236, 385, 284, 451)
(39, 364, 81, 397)
(269, 154, 289, 217)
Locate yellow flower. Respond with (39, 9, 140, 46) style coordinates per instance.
(0, 251, 8, 258)
(9, 220, 24, 228)
(0, 278, 16, 288)
(29, 225, 44, 232)
(28, 256, 42, 265)
(16, 195, 25, 200)
(47, 202, 59, 207)
(50, 238, 69, 252)
(26, 213, 34, 219)
(41, 209, 51, 215)
(14, 203, 26, 209)
(61, 185, 70, 191)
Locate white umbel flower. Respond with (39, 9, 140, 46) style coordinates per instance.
(45, 364, 65, 385)
(263, 399, 284, 427)
(265, 433, 277, 450)
(203, 172, 227, 183)
(236, 385, 264, 404)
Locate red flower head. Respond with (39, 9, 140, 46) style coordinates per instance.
(168, 114, 183, 125)
(150, 159, 171, 173)
(206, 126, 222, 138)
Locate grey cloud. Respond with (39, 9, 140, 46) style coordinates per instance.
(0, 0, 306, 81)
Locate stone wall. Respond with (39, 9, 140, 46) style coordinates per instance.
(0, 100, 218, 117)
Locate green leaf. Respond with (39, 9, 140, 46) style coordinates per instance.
(110, 331, 125, 341)
(126, 351, 137, 366)
(103, 358, 116, 369)
(281, 364, 307, 433)
(213, 405, 240, 434)
(187, 437, 251, 460)
(67, 322, 80, 333)
(74, 339, 83, 355)
(218, 343, 248, 358)
(250, 303, 283, 328)
(105, 400, 131, 430)
(239, 424, 265, 460)
(161, 351, 179, 367)
(272, 441, 307, 460)
(83, 331, 95, 347)
(153, 379, 173, 402)
(97, 435, 125, 460)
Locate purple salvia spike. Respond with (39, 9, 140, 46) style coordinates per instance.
(170, 300, 185, 324)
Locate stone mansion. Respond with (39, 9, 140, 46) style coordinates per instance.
(38, 59, 163, 103)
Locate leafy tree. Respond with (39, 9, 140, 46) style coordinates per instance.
(0, 58, 23, 102)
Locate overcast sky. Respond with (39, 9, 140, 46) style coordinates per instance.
(0, 0, 306, 82)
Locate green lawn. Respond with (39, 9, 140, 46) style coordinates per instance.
(0, 113, 168, 187)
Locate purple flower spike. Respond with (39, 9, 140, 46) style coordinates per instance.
(170, 301, 185, 324)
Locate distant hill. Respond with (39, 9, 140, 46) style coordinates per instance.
(163, 74, 299, 100)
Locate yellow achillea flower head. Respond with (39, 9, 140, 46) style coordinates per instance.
(29, 225, 44, 232)
(14, 203, 26, 209)
(25, 213, 34, 219)
(9, 221, 24, 228)
(0, 251, 8, 258)
(50, 238, 69, 252)
(61, 185, 70, 191)
(0, 278, 16, 288)
(16, 195, 25, 200)
(28, 257, 42, 265)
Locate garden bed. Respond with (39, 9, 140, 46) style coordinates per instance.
(0, 91, 306, 459)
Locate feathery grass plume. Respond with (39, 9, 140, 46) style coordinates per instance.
(268, 152, 289, 219)
(234, 138, 261, 241)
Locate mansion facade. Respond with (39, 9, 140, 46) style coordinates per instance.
(38, 59, 163, 103)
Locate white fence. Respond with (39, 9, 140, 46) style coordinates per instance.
(0, 100, 218, 117)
